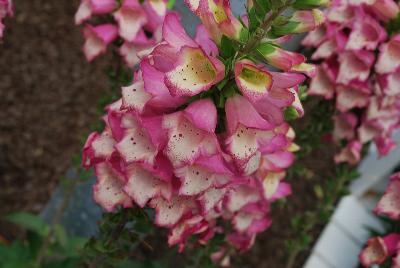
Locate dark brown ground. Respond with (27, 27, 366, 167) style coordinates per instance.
(0, 1, 335, 267)
(0, 0, 112, 234)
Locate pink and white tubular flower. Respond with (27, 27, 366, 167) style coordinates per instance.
(360, 173, 400, 267)
(185, 0, 244, 44)
(76, 0, 168, 66)
(83, 0, 314, 253)
(303, 0, 400, 164)
(0, 0, 12, 39)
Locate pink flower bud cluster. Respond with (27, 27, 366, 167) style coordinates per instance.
(359, 172, 400, 267)
(83, 0, 319, 252)
(303, 0, 400, 164)
(0, 0, 12, 39)
(75, 0, 168, 67)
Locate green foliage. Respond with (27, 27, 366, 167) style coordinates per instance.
(166, 0, 176, 10)
(220, 35, 238, 59)
(5, 213, 50, 237)
(0, 213, 87, 268)
(81, 208, 156, 267)
(386, 13, 400, 36)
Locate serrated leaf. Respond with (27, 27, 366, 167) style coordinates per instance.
(5, 213, 50, 237)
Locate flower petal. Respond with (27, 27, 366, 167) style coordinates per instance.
(165, 46, 224, 97)
(114, 1, 147, 42)
(337, 51, 374, 84)
(346, 15, 387, 50)
(360, 234, 400, 266)
(93, 162, 132, 212)
(163, 111, 218, 167)
(333, 113, 358, 141)
(75, 0, 92, 25)
(334, 140, 361, 165)
(140, 58, 187, 109)
(83, 24, 118, 61)
(195, 24, 219, 57)
(121, 79, 152, 113)
(308, 66, 335, 99)
(150, 196, 194, 227)
(225, 95, 274, 135)
(376, 35, 400, 74)
(234, 60, 273, 103)
(124, 163, 172, 207)
(374, 173, 400, 219)
(336, 86, 370, 112)
(115, 114, 158, 164)
(183, 99, 217, 133)
(162, 13, 197, 49)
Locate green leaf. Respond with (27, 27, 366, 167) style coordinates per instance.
(167, 0, 176, 9)
(5, 213, 50, 236)
(284, 106, 299, 121)
(247, 7, 260, 33)
(219, 35, 237, 59)
(54, 224, 68, 249)
(267, 0, 285, 10)
(239, 28, 250, 43)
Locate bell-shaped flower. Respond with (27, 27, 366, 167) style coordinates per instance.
(82, 129, 116, 168)
(149, 196, 197, 227)
(334, 140, 361, 164)
(187, 0, 244, 43)
(115, 113, 165, 165)
(93, 162, 133, 212)
(123, 159, 173, 207)
(232, 203, 272, 236)
(175, 154, 232, 196)
(301, 25, 327, 47)
(336, 51, 375, 84)
(333, 113, 357, 141)
(272, 9, 325, 36)
(312, 31, 347, 60)
(114, 0, 148, 42)
(75, 0, 117, 25)
(308, 66, 335, 99)
(149, 13, 225, 97)
(225, 95, 280, 175)
(370, 0, 399, 21)
(376, 35, 400, 74)
(234, 60, 273, 103)
(374, 172, 400, 220)
(360, 234, 400, 266)
(256, 43, 308, 74)
(346, 15, 387, 51)
(168, 215, 211, 251)
(163, 99, 219, 167)
(82, 24, 118, 61)
(336, 85, 370, 112)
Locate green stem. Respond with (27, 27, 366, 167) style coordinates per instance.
(238, 4, 289, 56)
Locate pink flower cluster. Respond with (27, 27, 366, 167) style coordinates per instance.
(75, 0, 168, 66)
(303, 0, 400, 164)
(0, 0, 12, 39)
(83, 0, 321, 253)
(359, 172, 400, 267)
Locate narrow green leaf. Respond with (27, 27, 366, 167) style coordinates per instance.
(5, 213, 50, 236)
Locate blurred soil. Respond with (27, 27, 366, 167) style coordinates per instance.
(0, 0, 113, 237)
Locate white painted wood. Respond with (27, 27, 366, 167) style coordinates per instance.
(349, 132, 400, 197)
(303, 254, 333, 268)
